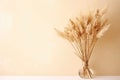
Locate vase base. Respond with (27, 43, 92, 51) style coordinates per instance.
(78, 68, 94, 79)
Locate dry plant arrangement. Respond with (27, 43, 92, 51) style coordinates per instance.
(55, 8, 110, 79)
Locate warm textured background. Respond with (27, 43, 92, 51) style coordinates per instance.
(0, 0, 119, 75)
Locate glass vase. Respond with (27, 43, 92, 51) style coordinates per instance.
(78, 61, 94, 79)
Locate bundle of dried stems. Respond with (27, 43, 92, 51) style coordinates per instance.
(55, 8, 110, 78)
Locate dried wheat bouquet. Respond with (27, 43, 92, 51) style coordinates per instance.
(55, 8, 110, 78)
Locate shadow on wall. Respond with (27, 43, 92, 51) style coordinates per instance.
(90, 1, 120, 75)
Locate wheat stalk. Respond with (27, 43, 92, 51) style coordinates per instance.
(55, 8, 110, 78)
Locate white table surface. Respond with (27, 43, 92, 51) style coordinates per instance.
(0, 76, 120, 80)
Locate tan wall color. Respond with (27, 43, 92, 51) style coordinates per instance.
(0, 0, 119, 75)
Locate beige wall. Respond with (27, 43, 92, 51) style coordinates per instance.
(0, 0, 119, 75)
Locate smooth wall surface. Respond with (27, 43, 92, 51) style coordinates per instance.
(0, 0, 119, 75)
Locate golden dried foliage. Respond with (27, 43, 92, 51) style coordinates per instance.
(55, 8, 110, 78)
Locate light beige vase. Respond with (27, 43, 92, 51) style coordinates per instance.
(79, 60, 94, 79)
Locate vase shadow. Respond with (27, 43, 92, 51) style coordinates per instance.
(89, 19, 120, 75)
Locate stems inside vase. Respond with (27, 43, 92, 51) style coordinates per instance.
(79, 60, 93, 79)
